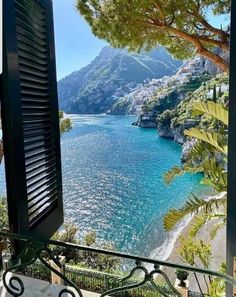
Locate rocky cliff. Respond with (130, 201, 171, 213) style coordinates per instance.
(157, 73, 229, 161)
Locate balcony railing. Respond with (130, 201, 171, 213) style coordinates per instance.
(0, 231, 235, 297)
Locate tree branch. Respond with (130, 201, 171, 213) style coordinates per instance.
(153, 1, 166, 24)
(196, 35, 229, 51)
(188, 11, 230, 42)
(199, 17, 229, 41)
(168, 27, 229, 73)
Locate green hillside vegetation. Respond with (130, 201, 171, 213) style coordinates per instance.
(157, 74, 228, 134)
(142, 74, 212, 118)
(109, 98, 131, 115)
(162, 74, 229, 237)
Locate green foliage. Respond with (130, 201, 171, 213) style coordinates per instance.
(84, 231, 96, 246)
(185, 128, 227, 155)
(165, 156, 227, 193)
(209, 263, 226, 297)
(191, 101, 228, 126)
(175, 269, 189, 280)
(209, 220, 226, 240)
(155, 74, 213, 130)
(21, 262, 51, 282)
(163, 194, 226, 231)
(164, 164, 202, 185)
(0, 197, 8, 229)
(161, 74, 228, 131)
(150, 90, 179, 114)
(59, 110, 72, 134)
(179, 236, 226, 295)
(76, 0, 229, 72)
(52, 222, 79, 262)
(147, 75, 211, 119)
(52, 222, 120, 273)
(110, 99, 131, 115)
(179, 236, 212, 268)
(189, 212, 226, 239)
(163, 88, 228, 235)
(157, 109, 177, 130)
(141, 100, 150, 113)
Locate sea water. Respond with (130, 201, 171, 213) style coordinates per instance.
(0, 115, 208, 258)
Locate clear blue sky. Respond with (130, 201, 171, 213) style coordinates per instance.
(53, 0, 107, 80)
(53, 0, 229, 81)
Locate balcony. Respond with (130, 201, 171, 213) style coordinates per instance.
(0, 232, 235, 297)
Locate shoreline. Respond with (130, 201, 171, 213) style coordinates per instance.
(150, 213, 194, 261)
(151, 192, 226, 269)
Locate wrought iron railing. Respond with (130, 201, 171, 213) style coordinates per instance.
(0, 231, 234, 297)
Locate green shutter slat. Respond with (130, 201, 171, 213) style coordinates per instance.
(18, 43, 48, 60)
(16, 26, 47, 47)
(19, 59, 49, 73)
(26, 168, 57, 187)
(19, 65, 49, 79)
(15, 0, 46, 22)
(16, 18, 47, 40)
(20, 75, 49, 85)
(26, 156, 55, 175)
(29, 199, 58, 229)
(27, 172, 57, 198)
(28, 190, 58, 211)
(27, 179, 57, 200)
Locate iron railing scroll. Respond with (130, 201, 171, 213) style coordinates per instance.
(0, 231, 235, 297)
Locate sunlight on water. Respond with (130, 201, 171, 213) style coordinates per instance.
(0, 115, 208, 256)
(60, 115, 207, 256)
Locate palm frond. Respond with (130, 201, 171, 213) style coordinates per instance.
(164, 164, 203, 185)
(163, 194, 226, 231)
(191, 101, 228, 126)
(201, 159, 227, 192)
(189, 215, 210, 237)
(184, 128, 227, 155)
(210, 220, 226, 240)
(186, 141, 211, 162)
(189, 213, 226, 238)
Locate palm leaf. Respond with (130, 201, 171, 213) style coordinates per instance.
(163, 194, 226, 231)
(210, 220, 226, 240)
(184, 128, 227, 155)
(189, 213, 226, 238)
(201, 159, 227, 192)
(186, 141, 211, 162)
(191, 101, 228, 126)
(189, 214, 210, 237)
(164, 164, 203, 185)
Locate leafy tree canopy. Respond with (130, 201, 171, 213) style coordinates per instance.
(77, 0, 230, 72)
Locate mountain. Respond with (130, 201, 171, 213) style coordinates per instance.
(58, 46, 182, 114)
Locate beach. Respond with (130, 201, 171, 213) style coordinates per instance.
(167, 215, 226, 269)
(165, 194, 226, 294)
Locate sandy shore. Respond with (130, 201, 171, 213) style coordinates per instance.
(167, 216, 226, 269)
(166, 206, 226, 293)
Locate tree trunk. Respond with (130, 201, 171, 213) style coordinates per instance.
(169, 27, 229, 73)
(197, 47, 229, 74)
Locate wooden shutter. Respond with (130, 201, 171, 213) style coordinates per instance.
(0, 0, 64, 240)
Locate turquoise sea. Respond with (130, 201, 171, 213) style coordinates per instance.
(0, 115, 208, 257)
